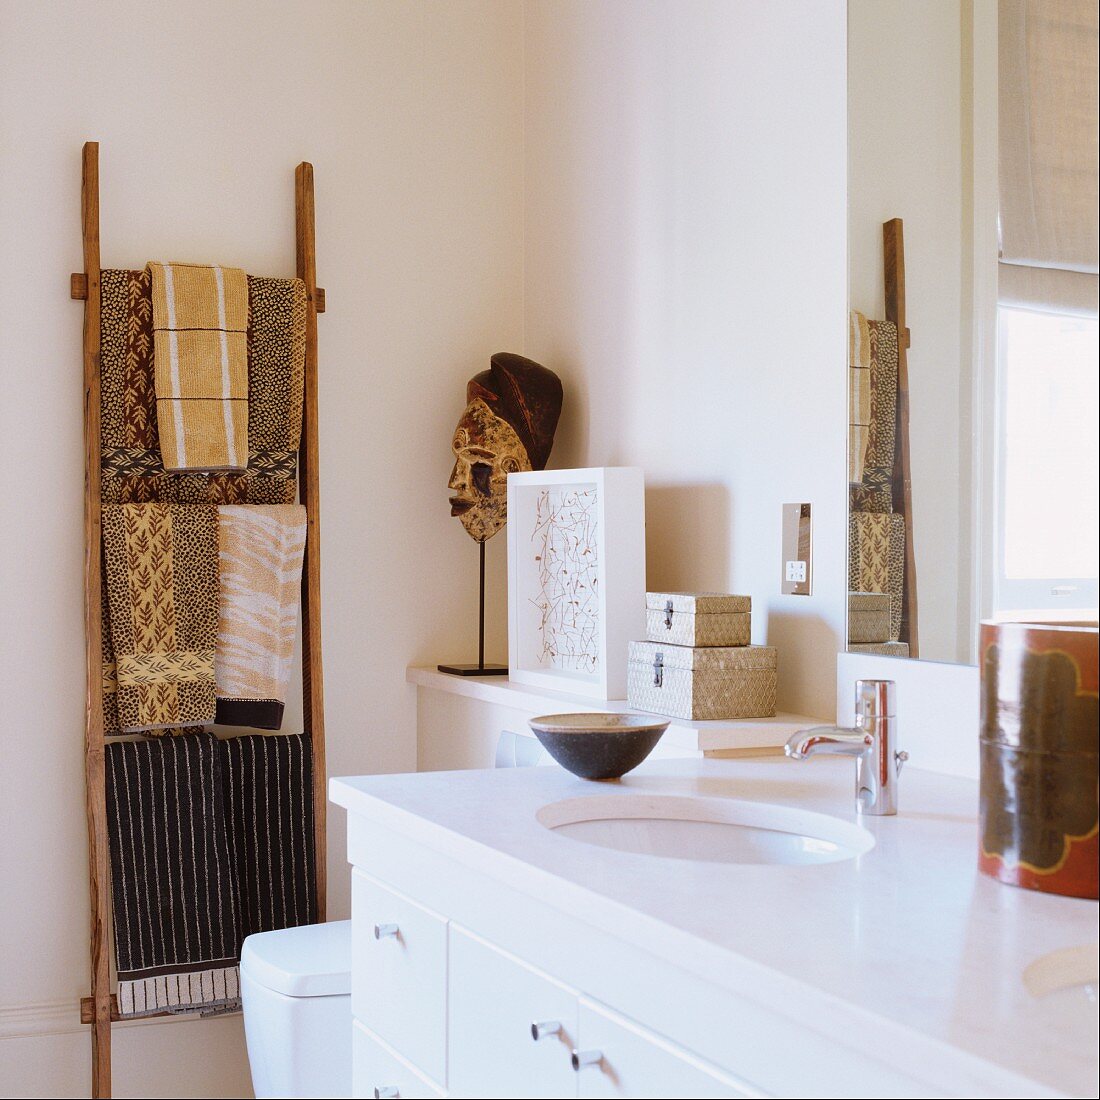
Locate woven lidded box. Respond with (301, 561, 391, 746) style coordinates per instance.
(627, 640, 776, 721)
(848, 591, 892, 644)
(645, 592, 751, 648)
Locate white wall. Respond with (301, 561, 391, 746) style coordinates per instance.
(522, 0, 850, 718)
(848, 0, 975, 663)
(1, 1, 853, 1093)
(0, 1, 524, 1095)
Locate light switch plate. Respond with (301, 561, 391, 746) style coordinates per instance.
(781, 503, 812, 595)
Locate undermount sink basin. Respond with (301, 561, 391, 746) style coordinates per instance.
(536, 794, 875, 866)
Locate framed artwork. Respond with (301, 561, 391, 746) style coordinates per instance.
(507, 467, 645, 700)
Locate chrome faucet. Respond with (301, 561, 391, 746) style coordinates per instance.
(785, 680, 907, 815)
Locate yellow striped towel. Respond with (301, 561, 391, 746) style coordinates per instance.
(148, 261, 249, 471)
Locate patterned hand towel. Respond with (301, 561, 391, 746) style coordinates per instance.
(885, 510, 905, 642)
(860, 317, 899, 511)
(849, 310, 872, 483)
(215, 506, 307, 730)
(222, 733, 318, 939)
(102, 504, 219, 733)
(848, 511, 906, 641)
(100, 268, 305, 505)
(148, 262, 250, 472)
(106, 732, 241, 1017)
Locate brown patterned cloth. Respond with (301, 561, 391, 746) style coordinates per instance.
(849, 317, 904, 640)
(849, 484, 893, 514)
(99, 269, 305, 505)
(848, 512, 889, 593)
(856, 318, 898, 512)
(102, 504, 220, 733)
(848, 512, 906, 642)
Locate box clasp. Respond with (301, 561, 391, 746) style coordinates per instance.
(664, 599, 674, 630)
(653, 651, 664, 688)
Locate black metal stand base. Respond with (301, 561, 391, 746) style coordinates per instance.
(436, 662, 509, 677)
(437, 541, 508, 678)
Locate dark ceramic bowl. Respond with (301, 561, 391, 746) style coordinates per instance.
(528, 713, 670, 780)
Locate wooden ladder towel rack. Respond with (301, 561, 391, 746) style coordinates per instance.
(74, 141, 328, 1098)
(883, 217, 919, 657)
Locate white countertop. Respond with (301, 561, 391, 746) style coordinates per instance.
(331, 758, 1099, 1098)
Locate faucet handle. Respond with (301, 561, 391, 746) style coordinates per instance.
(895, 749, 909, 776)
(855, 679, 896, 722)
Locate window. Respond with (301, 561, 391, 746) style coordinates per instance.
(995, 306, 1099, 614)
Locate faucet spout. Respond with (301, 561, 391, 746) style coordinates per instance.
(784, 681, 905, 816)
(784, 726, 873, 760)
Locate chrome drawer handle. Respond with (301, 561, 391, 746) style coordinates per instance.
(572, 1048, 603, 1071)
(373, 923, 400, 940)
(530, 1019, 562, 1041)
(374, 1088, 399, 1099)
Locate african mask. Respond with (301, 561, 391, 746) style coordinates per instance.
(448, 353, 563, 543)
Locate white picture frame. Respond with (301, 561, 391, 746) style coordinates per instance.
(507, 467, 646, 700)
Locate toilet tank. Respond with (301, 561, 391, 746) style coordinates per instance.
(241, 921, 352, 1099)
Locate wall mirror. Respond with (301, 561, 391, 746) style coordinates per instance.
(846, 0, 1098, 665)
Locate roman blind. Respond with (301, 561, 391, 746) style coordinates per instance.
(999, 0, 1099, 316)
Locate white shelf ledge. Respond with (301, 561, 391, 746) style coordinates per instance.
(406, 665, 824, 754)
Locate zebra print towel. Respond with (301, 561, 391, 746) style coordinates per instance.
(215, 506, 307, 730)
(106, 731, 316, 1017)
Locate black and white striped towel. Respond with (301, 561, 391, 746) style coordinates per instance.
(105, 732, 240, 1017)
(222, 732, 317, 939)
(105, 731, 316, 1017)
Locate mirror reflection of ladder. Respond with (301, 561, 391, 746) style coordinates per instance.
(73, 141, 328, 1098)
(883, 217, 919, 657)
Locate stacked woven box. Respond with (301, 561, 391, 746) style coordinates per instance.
(627, 593, 777, 721)
(847, 591, 891, 643)
(846, 591, 910, 656)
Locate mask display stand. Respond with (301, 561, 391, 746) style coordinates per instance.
(438, 540, 508, 676)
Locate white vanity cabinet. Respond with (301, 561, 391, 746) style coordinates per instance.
(447, 926, 578, 1097)
(353, 1019, 445, 1100)
(446, 926, 755, 1099)
(351, 870, 448, 1084)
(350, 866, 761, 1099)
(572, 1001, 760, 1099)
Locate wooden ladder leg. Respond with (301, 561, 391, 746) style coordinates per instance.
(295, 162, 327, 922)
(80, 140, 112, 1099)
(883, 217, 919, 658)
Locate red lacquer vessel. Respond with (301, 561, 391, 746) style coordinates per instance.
(979, 621, 1099, 899)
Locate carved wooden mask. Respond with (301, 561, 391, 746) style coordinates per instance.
(447, 353, 563, 543)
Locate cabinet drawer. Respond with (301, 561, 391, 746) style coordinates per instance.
(352, 869, 447, 1085)
(353, 1019, 445, 1100)
(448, 924, 578, 1098)
(574, 999, 764, 1099)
